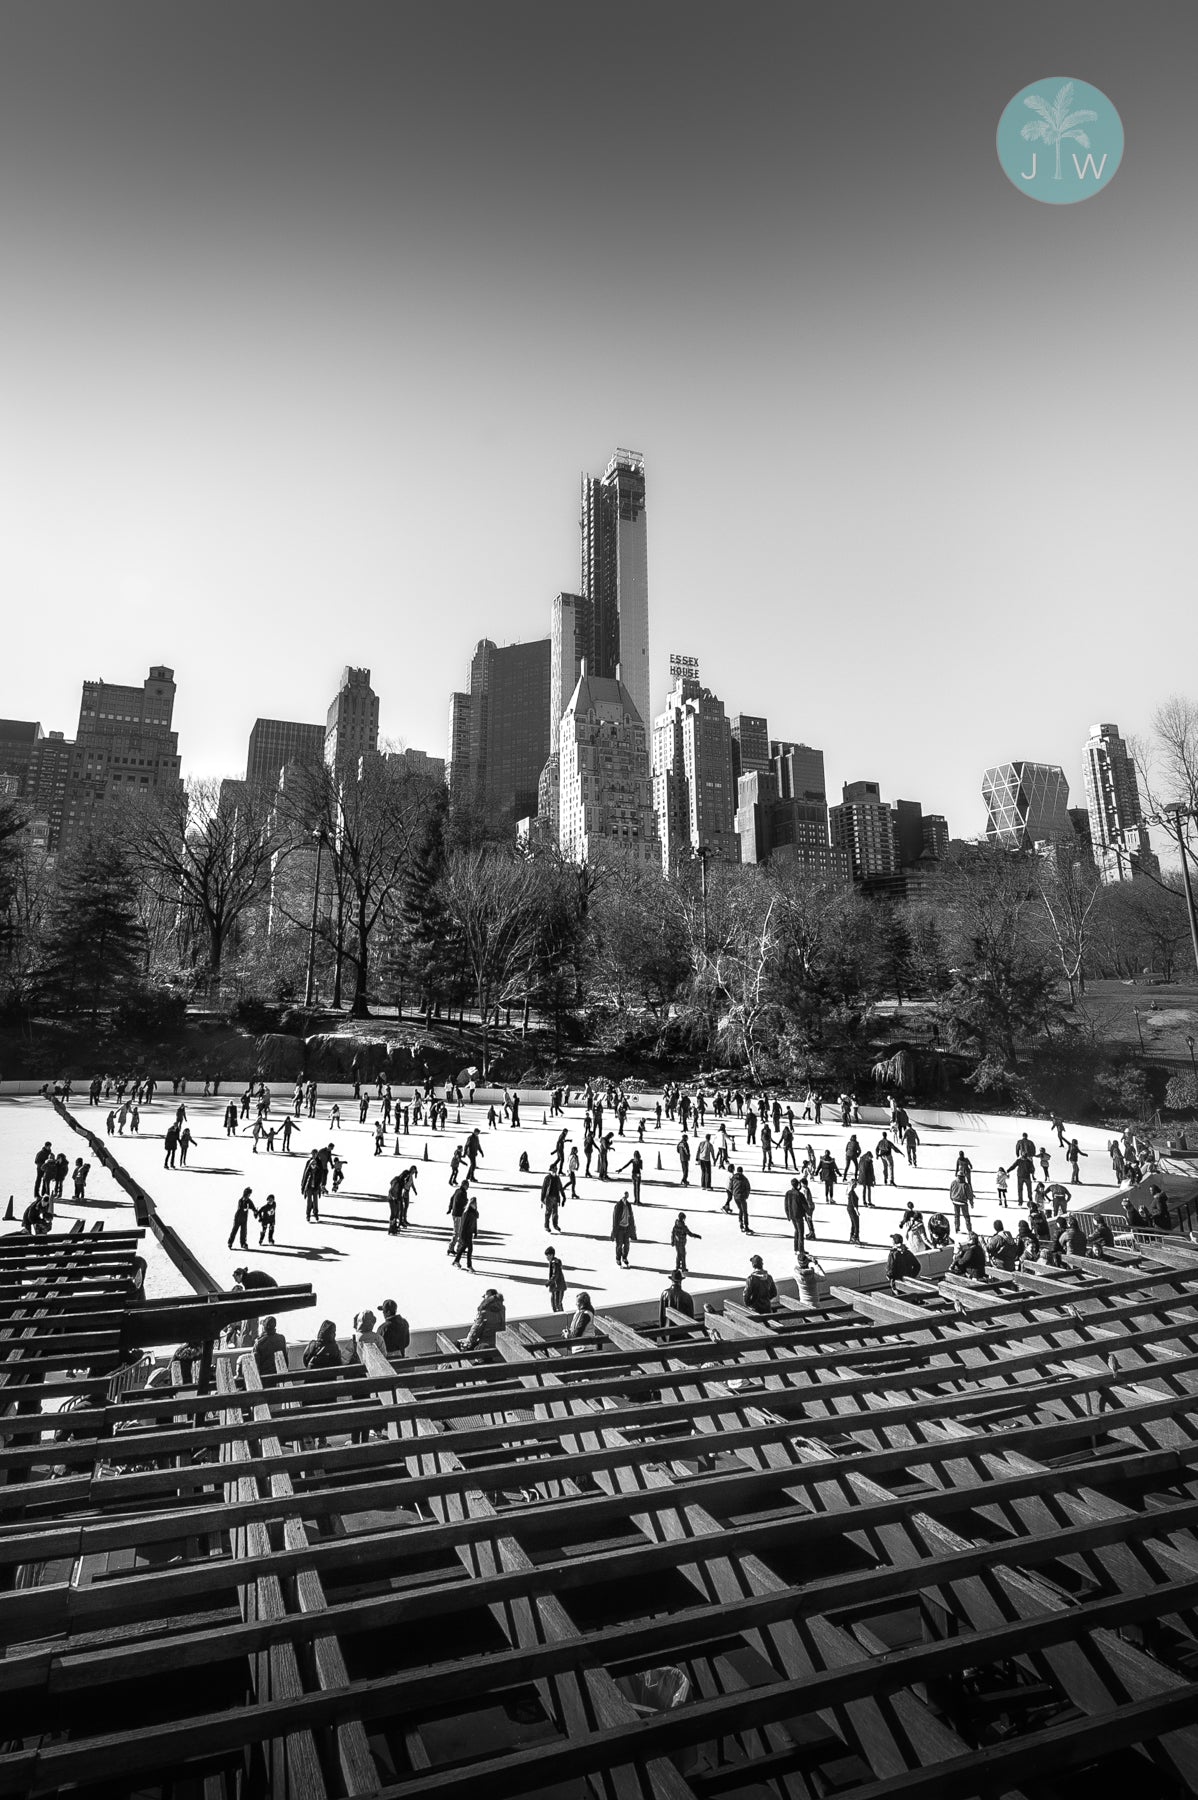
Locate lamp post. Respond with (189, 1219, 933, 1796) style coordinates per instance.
(1187, 1033, 1197, 1089)
(693, 843, 710, 954)
(1134, 1006, 1145, 1055)
(1163, 802, 1198, 979)
(303, 829, 326, 1008)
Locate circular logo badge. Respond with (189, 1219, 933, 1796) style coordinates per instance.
(997, 77, 1123, 203)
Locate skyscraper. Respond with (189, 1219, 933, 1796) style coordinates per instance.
(736, 741, 844, 877)
(25, 732, 73, 854)
(549, 592, 592, 755)
(830, 781, 898, 880)
(247, 718, 326, 791)
(558, 666, 658, 866)
(1083, 722, 1159, 881)
(982, 762, 1071, 851)
(325, 668, 379, 777)
(922, 814, 950, 861)
(0, 720, 43, 798)
(730, 715, 770, 783)
(652, 672, 738, 869)
(770, 742, 826, 802)
(447, 637, 551, 824)
(580, 449, 650, 738)
(59, 665, 181, 853)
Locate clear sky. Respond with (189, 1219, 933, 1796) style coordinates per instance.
(1, 2, 1194, 839)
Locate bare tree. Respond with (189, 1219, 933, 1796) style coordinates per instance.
(293, 756, 440, 1019)
(436, 848, 544, 1073)
(125, 779, 282, 987)
(1032, 853, 1104, 1004)
(705, 873, 779, 1084)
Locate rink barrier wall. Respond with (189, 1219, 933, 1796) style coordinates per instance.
(48, 1099, 220, 1296)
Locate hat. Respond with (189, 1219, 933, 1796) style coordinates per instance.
(891, 1233, 903, 1244)
(232, 1266, 247, 1280)
(379, 1299, 397, 1315)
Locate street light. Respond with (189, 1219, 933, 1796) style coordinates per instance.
(1187, 1033, 1197, 1088)
(1133, 1006, 1145, 1055)
(303, 829, 327, 1008)
(693, 843, 710, 954)
(1163, 802, 1198, 979)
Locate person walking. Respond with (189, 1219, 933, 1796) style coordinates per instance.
(545, 1246, 567, 1312)
(228, 1188, 257, 1250)
(857, 1148, 876, 1207)
(1066, 1138, 1087, 1184)
(611, 1192, 637, 1267)
(541, 1167, 565, 1232)
(696, 1133, 714, 1190)
(949, 1174, 973, 1234)
(816, 1150, 839, 1203)
(164, 1123, 180, 1169)
(676, 1131, 691, 1187)
(903, 1124, 920, 1168)
(670, 1212, 701, 1274)
(618, 1148, 643, 1203)
(452, 1193, 479, 1269)
(784, 1178, 807, 1252)
(257, 1194, 277, 1244)
(731, 1165, 752, 1235)
(446, 1181, 471, 1256)
(301, 1153, 322, 1223)
(1006, 1150, 1036, 1208)
(845, 1181, 860, 1244)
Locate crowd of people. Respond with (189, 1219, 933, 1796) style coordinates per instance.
(17, 1069, 1193, 1395)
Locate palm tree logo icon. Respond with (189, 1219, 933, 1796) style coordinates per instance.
(1020, 81, 1098, 180)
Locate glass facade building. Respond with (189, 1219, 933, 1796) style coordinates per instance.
(448, 637, 550, 824)
(982, 761, 1071, 851)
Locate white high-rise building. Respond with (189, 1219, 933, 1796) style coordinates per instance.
(558, 665, 659, 867)
(652, 673, 738, 871)
(1083, 722, 1159, 882)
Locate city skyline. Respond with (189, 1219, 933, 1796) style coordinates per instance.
(0, 4, 1194, 844)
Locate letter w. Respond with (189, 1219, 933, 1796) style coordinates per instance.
(1072, 152, 1109, 180)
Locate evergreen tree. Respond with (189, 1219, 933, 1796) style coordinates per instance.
(397, 792, 452, 1020)
(37, 837, 147, 1023)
